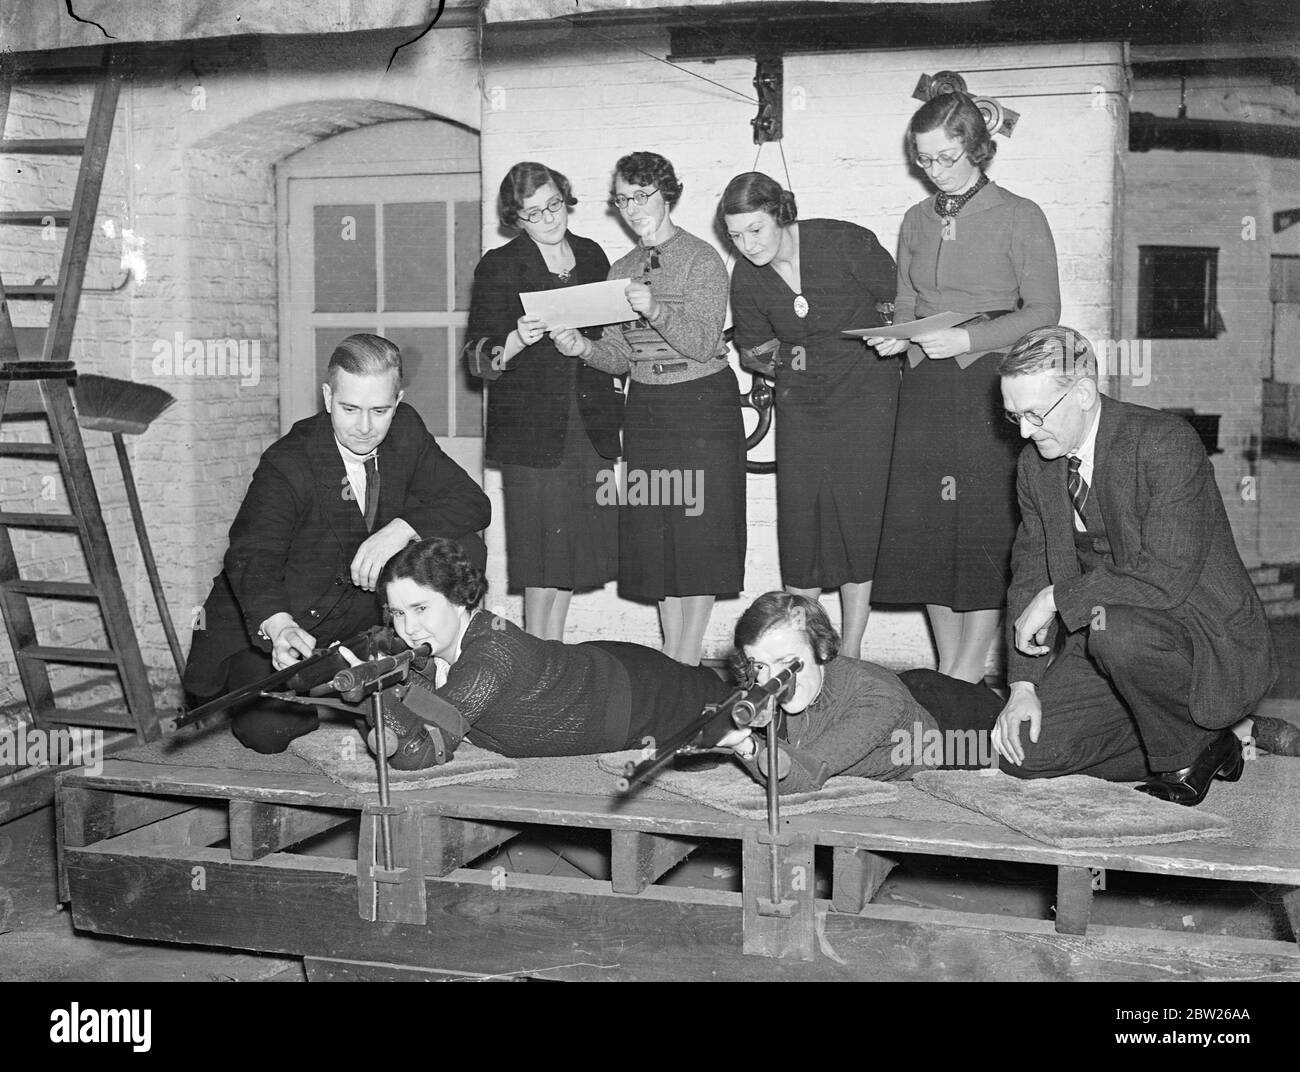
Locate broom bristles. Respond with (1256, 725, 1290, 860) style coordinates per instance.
(74, 374, 175, 436)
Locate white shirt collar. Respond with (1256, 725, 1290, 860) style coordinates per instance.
(1071, 404, 1102, 471)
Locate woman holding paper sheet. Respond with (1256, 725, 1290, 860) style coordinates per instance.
(720, 172, 897, 660)
(554, 151, 745, 666)
(463, 162, 622, 641)
(866, 93, 1060, 683)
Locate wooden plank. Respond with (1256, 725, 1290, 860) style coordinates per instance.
(40, 382, 158, 739)
(62, 845, 1300, 982)
(742, 827, 816, 961)
(98, 804, 228, 850)
(303, 957, 522, 982)
(610, 830, 698, 894)
(1284, 889, 1300, 945)
(358, 802, 426, 925)
(0, 764, 57, 828)
(423, 815, 522, 877)
(61, 761, 1300, 885)
(1055, 866, 1095, 935)
(227, 800, 351, 862)
(832, 847, 896, 914)
(42, 69, 120, 364)
(61, 785, 195, 847)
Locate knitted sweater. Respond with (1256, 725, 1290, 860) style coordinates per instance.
(584, 227, 730, 386)
(734, 655, 939, 794)
(403, 611, 632, 757)
(894, 179, 1060, 367)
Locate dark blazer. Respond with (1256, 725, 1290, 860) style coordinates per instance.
(1006, 394, 1276, 729)
(463, 231, 622, 467)
(183, 402, 491, 698)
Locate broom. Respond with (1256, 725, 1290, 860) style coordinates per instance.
(73, 373, 186, 681)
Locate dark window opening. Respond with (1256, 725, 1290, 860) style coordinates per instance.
(1138, 246, 1219, 338)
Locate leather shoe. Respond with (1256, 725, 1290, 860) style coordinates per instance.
(1251, 714, 1300, 757)
(1135, 731, 1244, 807)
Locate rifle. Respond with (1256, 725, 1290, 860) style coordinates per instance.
(166, 624, 408, 733)
(617, 659, 803, 793)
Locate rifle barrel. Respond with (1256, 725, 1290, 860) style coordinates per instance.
(172, 625, 401, 731)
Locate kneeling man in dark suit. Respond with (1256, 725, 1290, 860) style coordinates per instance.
(184, 333, 491, 753)
(993, 326, 1276, 805)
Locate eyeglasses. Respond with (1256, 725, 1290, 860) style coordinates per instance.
(914, 150, 966, 171)
(610, 188, 659, 210)
(519, 195, 566, 224)
(1004, 386, 1073, 427)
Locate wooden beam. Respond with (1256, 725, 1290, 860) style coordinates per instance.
(304, 957, 523, 982)
(1055, 866, 1095, 936)
(62, 847, 1300, 982)
(742, 827, 816, 961)
(99, 804, 228, 850)
(422, 815, 522, 877)
(228, 800, 351, 862)
(1283, 888, 1300, 946)
(60, 785, 194, 847)
(357, 802, 426, 925)
(832, 847, 896, 914)
(611, 830, 698, 895)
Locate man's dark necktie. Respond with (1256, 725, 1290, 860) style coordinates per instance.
(1067, 456, 1090, 522)
(363, 456, 379, 531)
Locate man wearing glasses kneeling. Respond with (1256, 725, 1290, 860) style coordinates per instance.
(993, 326, 1292, 806)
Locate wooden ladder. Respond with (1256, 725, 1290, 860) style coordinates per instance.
(0, 59, 161, 740)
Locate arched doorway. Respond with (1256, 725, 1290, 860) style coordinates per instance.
(275, 118, 483, 476)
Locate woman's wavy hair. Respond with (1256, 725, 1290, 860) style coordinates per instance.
(731, 591, 840, 682)
(613, 151, 683, 207)
(380, 537, 488, 610)
(716, 171, 798, 232)
(497, 161, 578, 229)
(906, 92, 997, 169)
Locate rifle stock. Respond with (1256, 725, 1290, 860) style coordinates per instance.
(171, 624, 405, 731)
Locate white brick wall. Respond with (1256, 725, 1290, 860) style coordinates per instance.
(479, 28, 1125, 666)
(1122, 75, 1300, 566)
(1, 28, 483, 718)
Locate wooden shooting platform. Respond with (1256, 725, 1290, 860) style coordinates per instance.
(56, 729, 1300, 982)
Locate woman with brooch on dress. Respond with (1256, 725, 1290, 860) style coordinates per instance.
(464, 162, 623, 641)
(867, 93, 1060, 683)
(720, 172, 898, 660)
(554, 151, 745, 666)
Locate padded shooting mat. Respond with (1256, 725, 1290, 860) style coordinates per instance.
(289, 724, 518, 791)
(596, 750, 898, 818)
(912, 768, 1230, 848)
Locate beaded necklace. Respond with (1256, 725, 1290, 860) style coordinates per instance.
(934, 172, 989, 218)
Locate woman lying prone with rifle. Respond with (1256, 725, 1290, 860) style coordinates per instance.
(344, 537, 737, 768)
(344, 538, 1007, 795)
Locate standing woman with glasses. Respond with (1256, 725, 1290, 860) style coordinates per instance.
(554, 151, 745, 666)
(720, 172, 897, 660)
(866, 93, 1060, 683)
(464, 162, 622, 640)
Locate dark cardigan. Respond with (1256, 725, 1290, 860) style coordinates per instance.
(463, 231, 622, 467)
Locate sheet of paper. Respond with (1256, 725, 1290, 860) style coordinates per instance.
(842, 310, 979, 340)
(521, 279, 637, 330)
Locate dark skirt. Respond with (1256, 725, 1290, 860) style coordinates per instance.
(594, 640, 735, 750)
(499, 398, 618, 591)
(775, 355, 899, 588)
(873, 351, 1021, 610)
(619, 368, 747, 601)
